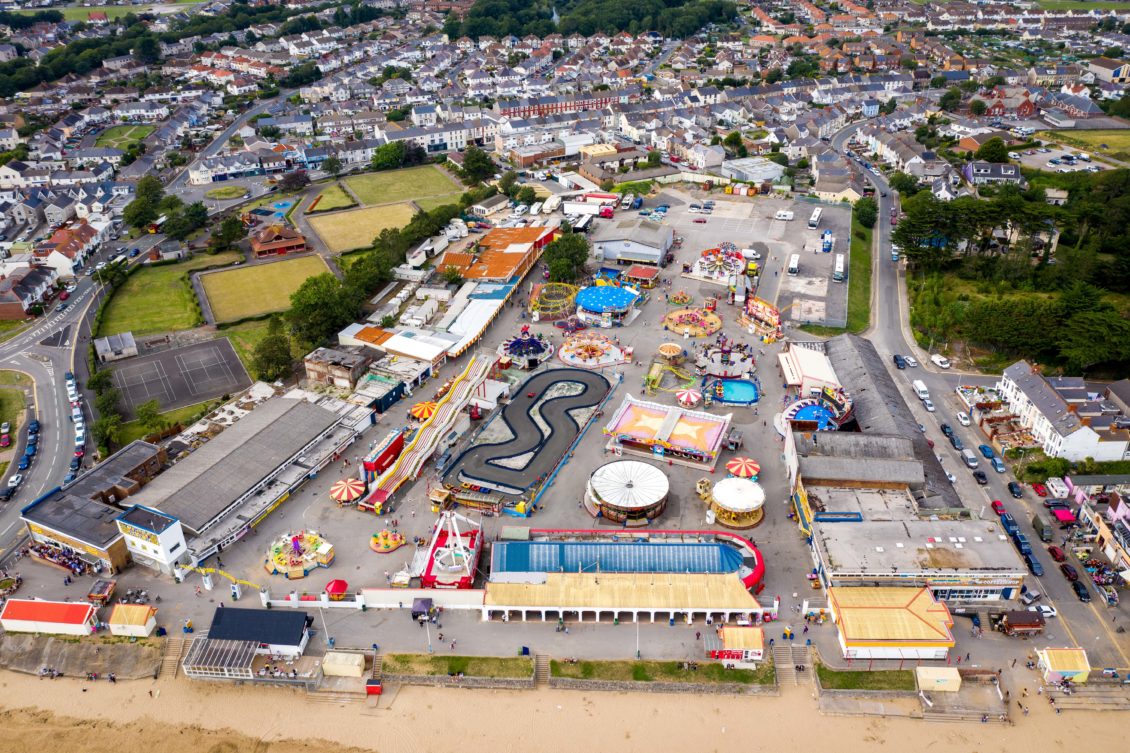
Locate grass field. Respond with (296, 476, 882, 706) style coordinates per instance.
(1043, 130, 1130, 162)
(0, 320, 29, 344)
(0, 386, 25, 437)
(94, 125, 155, 150)
(99, 251, 243, 337)
(551, 659, 775, 684)
(13, 3, 201, 21)
(308, 183, 357, 213)
(384, 654, 533, 679)
(221, 320, 273, 375)
(205, 185, 250, 201)
(816, 663, 916, 691)
(202, 255, 329, 323)
(118, 402, 211, 445)
(344, 165, 461, 206)
(415, 192, 464, 212)
(307, 202, 416, 253)
(847, 215, 873, 333)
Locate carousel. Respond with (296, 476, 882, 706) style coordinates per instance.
(662, 307, 722, 338)
(264, 530, 336, 579)
(682, 244, 744, 286)
(498, 324, 553, 370)
(328, 477, 366, 507)
(574, 285, 640, 328)
(559, 331, 630, 369)
(584, 459, 669, 525)
(529, 282, 579, 322)
(701, 476, 766, 529)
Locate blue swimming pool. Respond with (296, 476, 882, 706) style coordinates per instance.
(793, 403, 836, 430)
(705, 378, 760, 406)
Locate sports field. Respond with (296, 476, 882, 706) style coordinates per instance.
(344, 165, 461, 206)
(307, 202, 416, 253)
(1043, 130, 1130, 161)
(99, 251, 243, 336)
(309, 183, 356, 212)
(95, 125, 155, 150)
(202, 255, 330, 323)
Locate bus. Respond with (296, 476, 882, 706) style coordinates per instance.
(787, 254, 800, 276)
(573, 214, 593, 233)
(832, 253, 846, 282)
(808, 208, 822, 229)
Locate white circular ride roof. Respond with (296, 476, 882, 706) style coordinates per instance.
(712, 477, 766, 513)
(589, 460, 670, 509)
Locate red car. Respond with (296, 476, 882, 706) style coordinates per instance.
(1060, 563, 1079, 582)
(59, 290, 69, 301)
(0, 434, 9, 448)
(990, 500, 1006, 515)
(1048, 545, 1066, 562)
(1032, 483, 1048, 497)
(693, 218, 707, 224)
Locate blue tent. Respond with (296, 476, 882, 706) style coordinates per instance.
(575, 286, 639, 313)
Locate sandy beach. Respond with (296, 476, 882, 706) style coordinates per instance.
(0, 670, 1123, 753)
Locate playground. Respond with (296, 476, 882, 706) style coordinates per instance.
(442, 368, 611, 512)
(559, 331, 630, 370)
(263, 531, 335, 580)
(662, 307, 722, 338)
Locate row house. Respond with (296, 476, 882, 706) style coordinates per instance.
(381, 122, 471, 153)
(33, 220, 101, 278)
(860, 127, 928, 173)
(115, 101, 171, 123)
(186, 152, 263, 185)
(495, 88, 640, 119)
(0, 266, 58, 320)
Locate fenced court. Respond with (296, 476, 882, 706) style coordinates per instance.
(110, 340, 251, 416)
(307, 202, 416, 253)
(343, 165, 461, 205)
(201, 255, 330, 323)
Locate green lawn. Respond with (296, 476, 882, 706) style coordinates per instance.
(384, 654, 533, 678)
(0, 319, 30, 343)
(99, 251, 243, 337)
(0, 386, 25, 436)
(221, 320, 272, 376)
(0, 370, 31, 388)
(415, 193, 464, 212)
(308, 183, 356, 212)
(816, 663, 916, 691)
(202, 255, 329, 323)
(118, 402, 211, 445)
(12, 3, 202, 21)
(847, 215, 873, 333)
(1042, 130, 1130, 162)
(1036, 0, 1130, 9)
(307, 203, 416, 253)
(205, 185, 250, 201)
(551, 659, 775, 685)
(94, 125, 155, 150)
(344, 165, 461, 206)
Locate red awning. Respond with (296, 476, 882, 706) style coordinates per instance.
(625, 264, 659, 279)
(1052, 508, 1076, 522)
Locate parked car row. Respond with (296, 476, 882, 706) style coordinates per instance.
(67, 371, 84, 483)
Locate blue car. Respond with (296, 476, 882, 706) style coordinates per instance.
(991, 457, 1006, 473)
(1025, 554, 1044, 576)
(978, 444, 995, 459)
(18, 455, 31, 470)
(24, 443, 35, 457)
(63, 472, 77, 484)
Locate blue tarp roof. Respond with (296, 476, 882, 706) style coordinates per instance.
(491, 541, 744, 574)
(575, 286, 638, 313)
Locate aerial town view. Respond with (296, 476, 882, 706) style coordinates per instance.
(0, 0, 1129, 749)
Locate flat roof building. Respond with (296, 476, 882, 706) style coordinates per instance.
(592, 218, 674, 266)
(827, 587, 955, 660)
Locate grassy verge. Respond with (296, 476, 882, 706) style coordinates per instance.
(118, 402, 213, 445)
(799, 214, 872, 336)
(220, 321, 277, 377)
(0, 319, 30, 344)
(816, 663, 916, 691)
(0, 461, 8, 480)
(0, 370, 32, 388)
(550, 659, 775, 685)
(0, 387, 25, 434)
(307, 183, 357, 213)
(384, 654, 533, 678)
(205, 185, 250, 201)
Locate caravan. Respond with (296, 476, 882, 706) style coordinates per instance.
(786, 254, 800, 275)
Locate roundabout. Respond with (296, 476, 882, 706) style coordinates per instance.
(662, 307, 722, 338)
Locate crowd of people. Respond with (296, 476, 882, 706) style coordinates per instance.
(26, 543, 88, 576)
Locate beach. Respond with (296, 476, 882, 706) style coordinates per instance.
(0, 670, 1123, 753)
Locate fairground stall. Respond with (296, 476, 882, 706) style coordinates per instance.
(584, 460, 670, 525)
(604, 394, 731, 471)
(706, 477, 766, 529)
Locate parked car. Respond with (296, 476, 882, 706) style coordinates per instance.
(991, 457, 1006, 473)
(1025, 554, 1044, 576)
(7, 473, 22, 488)
(940, 423, 954, 438)
(692, 218, 707, 224)
(1072, 580, 1091, 602)
(69, 456, 81, 471)
(59, 291, 69, 301)
(904, 356, 918, 367)
(0, 421, 9, 434)
(949, 435, 964, 451)
(978, 444, 995, 459)
(930, 354, 951, 368)
(63, 472, 77, 484)
(923, 399, 936, 412)
(1008, 481, 1023, 499)
(0, 434, 8, 448)
(991, 500, 1006, 515)
(0, 487, 13, 502)
(1059, 563, 1079, 581)
(956, 412, 971, 426)
(1032, 483, 1048, 497)
(17, 456, 30, 471)
(28, 419, 39, 434)
(1048, 545, 1066, 562)
(893, 354, 907, 369)
(24, 443, 35, 457)
(1028, 605, 1057, 619)
(972, 470, 988, 485)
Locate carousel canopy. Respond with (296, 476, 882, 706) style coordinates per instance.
(588, 460, 670, 510)
(676, 389, 702, 405)
(725, 457, 760, 478)
(329, 478, 365, 502)
(658, 343, 682, 357)
(410, 401, 438, 420)
(712, 477, 766, 513)
(575, 286, 639, 313)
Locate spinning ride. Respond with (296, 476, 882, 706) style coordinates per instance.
(707, 477, 766, 529)
(498, 324, 553, 370)
(584, 460, 669, 525)
(663, 307, 722, 338)
(264, 530, 335, 580)
(529, 282, 579, 322)
(559, 331, 629, 369)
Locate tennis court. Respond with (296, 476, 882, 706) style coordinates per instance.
(110, 340, 251, 417)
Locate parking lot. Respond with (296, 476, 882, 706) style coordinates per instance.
(1013, 145, 1108, 173)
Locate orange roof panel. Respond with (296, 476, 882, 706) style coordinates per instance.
(1, 599, 95, 625)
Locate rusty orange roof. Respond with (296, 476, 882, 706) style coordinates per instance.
(439, 226, 555, 281)
(355, 326, 393, 346)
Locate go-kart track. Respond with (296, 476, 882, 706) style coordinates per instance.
(444, 368, 610, 498)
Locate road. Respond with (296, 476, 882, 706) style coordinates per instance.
(0, 233, 164, 560)
(830, 122, 1130, 667)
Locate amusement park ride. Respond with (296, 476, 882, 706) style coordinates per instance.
(393, 509, 483, 589)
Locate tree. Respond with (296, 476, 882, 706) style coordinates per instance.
(1057, 309, 1130, 373)
(461, 146, 495, 183)
(854, 197, 878, 229)
(1109, 92, 1130, 119)
(975, 136, 1009, 163)
(253, 316, 293, 381)
(939, 87, 962, 112)
(498, 170, 518, 196)
(136, 399, 165, 435)
(723, 131, 743, 150)
(599, 178, 615, 192)
(122, 195, 158, 230)
(542, 233, 590, 282)
(87, 369, 113, 394)
(210, 215, 246, 252)
(969, 99, 987, 117)
(516, 186, 537, 205)
(92, 414, 123, 451)
(371, 141, 406, 171)
(889, 172, 919, 196)
(287, 273, 363, 347)
(646, 150, 661, 167)
(930, 75, 948, 89)
(277, 171, 309, 192)
(441, 265, 465, 285)
(322, 156, 342, 178)
(133, 36, 160, 65)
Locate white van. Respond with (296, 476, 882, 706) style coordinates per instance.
(774, 210, 794, 221)
(786, 254, 800, 275)
(912, 379, 930, 400)
(962, 449, 979, 468)
(930, 354, 951, 369)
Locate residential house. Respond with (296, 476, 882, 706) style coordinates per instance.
(0, 266, 58, 319)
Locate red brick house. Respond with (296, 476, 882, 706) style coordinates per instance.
(249, 225, 307, 258)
